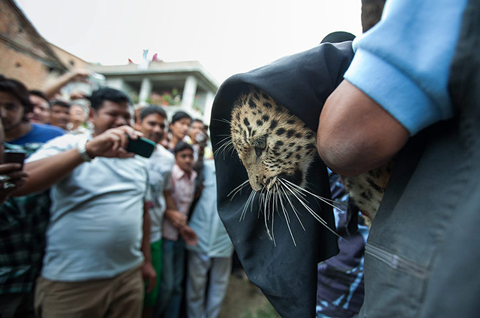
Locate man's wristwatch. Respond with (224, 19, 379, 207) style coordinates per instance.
(77, 140, 93, 162)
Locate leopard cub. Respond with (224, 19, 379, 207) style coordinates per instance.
(230, 87, 391, 226)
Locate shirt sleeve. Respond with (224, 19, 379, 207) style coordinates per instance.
(26, 134, 83, 163)
(345, 0, 468, 135)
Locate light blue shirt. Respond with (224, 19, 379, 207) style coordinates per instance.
(146, 145, 174, 243)
(186, 160, 233, 258)
(27, 133, 148, 281)
(345, 0, 468, 135)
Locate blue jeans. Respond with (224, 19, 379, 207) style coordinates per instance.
(155, 238, 185, 318)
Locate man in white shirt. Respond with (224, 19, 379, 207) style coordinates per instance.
(18, 87, 156, 318)
(136, 105, 176, 318)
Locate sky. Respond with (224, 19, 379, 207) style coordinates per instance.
(15, 0, 362, 85)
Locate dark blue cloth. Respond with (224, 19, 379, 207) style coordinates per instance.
(210, 41, 354, 317)
(316, 170, 367, 318)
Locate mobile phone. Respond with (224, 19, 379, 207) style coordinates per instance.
(126, 136, 156, 158)
(3, 150, 26, 168)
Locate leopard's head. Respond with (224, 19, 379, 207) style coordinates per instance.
(230, 88, 317, 192)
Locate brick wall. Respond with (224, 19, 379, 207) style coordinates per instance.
(0, 0, 65, 89)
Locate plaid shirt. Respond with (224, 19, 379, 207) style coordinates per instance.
(0, 142, 52, 294)
(0, 192, 50, 294)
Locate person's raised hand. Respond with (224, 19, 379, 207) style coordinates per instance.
(85, 126, 142, 159)
(0, 163, 28, 203)
(68, 69, 92, 83)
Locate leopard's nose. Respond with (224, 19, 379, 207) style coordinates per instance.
(248, 177, 263, 192)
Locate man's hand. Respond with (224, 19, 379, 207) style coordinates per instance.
(67, 69, 92, 83)
(165, 209, 187, 229)
(86, 126, 142, 159)
(142, 261, 157, 293)
(69, 91, 87, 100)
(180, 225, 198, 246)
(0, 163, 28, 203)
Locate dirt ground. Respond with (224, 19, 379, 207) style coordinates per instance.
(218, 271, 280, 318)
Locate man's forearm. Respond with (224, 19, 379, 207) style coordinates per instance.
(141, 204, 152, 263)
(317, 80, 409, 175)
(13, 149, 84, 196)
(164, 190, 178, 211)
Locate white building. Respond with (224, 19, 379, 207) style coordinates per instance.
(89, 60, 219, 124)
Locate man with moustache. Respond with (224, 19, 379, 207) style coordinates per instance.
(17, 87, 156, 318)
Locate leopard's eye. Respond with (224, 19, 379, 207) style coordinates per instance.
(256, 135, 267, 149)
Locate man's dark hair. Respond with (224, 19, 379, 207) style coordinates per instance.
(51, 99, 71, 109)
(174, 141, 193, 155)
(171, 111, 192, 125)
(29, 90, 51, 107)
(88, 87, 131, 110)
(140, 105, 167, 122)
(0, 75, 33, 115)
(192, 118, 204, 125)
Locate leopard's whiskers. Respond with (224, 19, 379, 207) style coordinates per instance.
(280, 178, 342, 240)
(282, 179, 343, 210)
(279, 183, 305, 232)
(214, 136, 235, 159)
(228, 180, 250, 201)
(276, 184, 297, 246)
(240, 189, 256, 221)
(212, 118, 232, 125)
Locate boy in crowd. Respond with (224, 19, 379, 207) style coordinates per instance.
(157, 141, 197, 318)
(49, 99, 70, 131)
(28, 90, 50, 125)
(167, 111, 191, 152)
(136, 105, 176, 318)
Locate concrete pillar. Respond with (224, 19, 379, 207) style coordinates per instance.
(203, 91, 215, 124)
(106, 78, 124, 91)
(182, 76, 198, 110)
(139, 78, 152, 103)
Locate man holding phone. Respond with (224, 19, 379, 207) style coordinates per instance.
(0, 76, 62, 318)
(16, 87, 156, 318)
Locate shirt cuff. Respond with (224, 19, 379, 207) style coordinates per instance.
(344, 49, 452, 135)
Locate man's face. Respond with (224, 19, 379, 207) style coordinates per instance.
(50, 105, 70, 130)
(170, 118, 191, 140)
(69, 104, 87, 125)
(175, 148, 194, 173)
(0, 92, 25, 132)
(189, 121, 205, 143)
(90, 100, 132, 136)
(29, 95, 50, 124)
(139, 113, 166, 144)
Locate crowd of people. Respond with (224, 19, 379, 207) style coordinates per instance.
(1, 0, 478, 317)
(0, 74, 233, 318)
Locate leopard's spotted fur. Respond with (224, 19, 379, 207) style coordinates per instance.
(230, 87, 391, 226)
